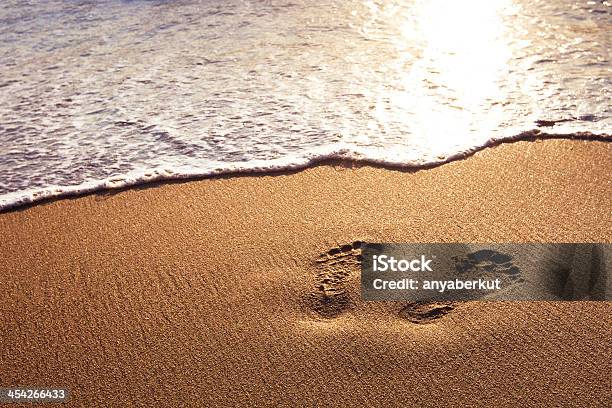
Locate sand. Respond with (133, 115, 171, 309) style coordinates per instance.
(0, 139, 611, 407)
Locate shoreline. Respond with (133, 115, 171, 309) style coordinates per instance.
(0, 139, 611, 406)
(1, 131, 609, 214)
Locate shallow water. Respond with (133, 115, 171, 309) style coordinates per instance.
(0, 0, 610, 209)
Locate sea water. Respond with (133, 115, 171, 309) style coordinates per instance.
(0, 0, 610, 210)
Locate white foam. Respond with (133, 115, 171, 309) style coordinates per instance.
(1, 130, 608, 212)
(0, 0, 610, 211)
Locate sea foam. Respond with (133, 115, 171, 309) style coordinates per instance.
(0, 0, 610, 211)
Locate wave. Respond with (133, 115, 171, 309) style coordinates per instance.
(2, 0, 610, 212)
(1, 130, 608, 213)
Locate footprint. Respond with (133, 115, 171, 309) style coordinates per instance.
(308, 241, 364, 318)
(398, 302, 456, 324)
(453, 249, 522, 282)
(308, 242, 459, 323)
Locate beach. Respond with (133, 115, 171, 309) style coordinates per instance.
(0, 139, 610, 407)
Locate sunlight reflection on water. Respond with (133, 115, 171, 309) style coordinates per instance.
(0, 0, 609, 208)
(395, 0, 516, 154)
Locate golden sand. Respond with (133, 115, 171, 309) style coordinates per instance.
(0, 139, 610, 406)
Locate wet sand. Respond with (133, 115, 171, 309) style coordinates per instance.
(0, 139, 611, 407)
